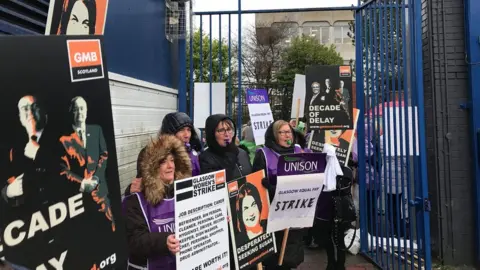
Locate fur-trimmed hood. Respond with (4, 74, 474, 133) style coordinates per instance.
(141, 135, 192, 205)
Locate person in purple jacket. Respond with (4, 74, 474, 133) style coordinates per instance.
(125, 112, 201, 195)
(123, 135, 191, 270)
(252, 120, 311, 270)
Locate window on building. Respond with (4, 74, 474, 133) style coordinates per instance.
(302, 22, 330, 44)
(333, 21, 351, 44)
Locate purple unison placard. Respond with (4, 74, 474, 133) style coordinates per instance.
(246, 89, 269, 104)
(277, 153, 327, 176)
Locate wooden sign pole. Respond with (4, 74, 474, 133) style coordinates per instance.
(277, 229, 289, 266)
(295, 98, 301, 128)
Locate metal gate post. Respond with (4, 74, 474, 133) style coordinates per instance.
(355, 1, 367, 253)
(412, 0, 432, 268)
(464, 0, 480, 265)
(237, 0, 243, 139)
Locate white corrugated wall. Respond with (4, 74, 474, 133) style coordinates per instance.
(108, 72, 178, 195)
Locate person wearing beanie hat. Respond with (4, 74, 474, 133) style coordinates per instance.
(125, 112, 202, 196)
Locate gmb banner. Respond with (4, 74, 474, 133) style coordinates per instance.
(267, 153, 327, 233)
(246, 89, 274, 146)
(0, 36, 126, 269)
(227, 170, 277, 269)
(175, 170, 230, 270)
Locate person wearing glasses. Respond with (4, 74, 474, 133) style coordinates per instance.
(199, 114, 252, 269)
(199, 114, 252, 181)
(252, 120, 311, 270)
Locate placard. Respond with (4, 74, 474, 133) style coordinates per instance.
(305, 65, 354, 130)
(45, 0, 110, 35)
(193, 83, 227, 128)
(308, 108, 359, 166)
(227, 170, 276, 269)
(384, 106, 420, 156)
(0, 35, 126, 269)
(175, 170, 230, 270)
(246, 89, 274, 146)
(267, 153, 327, 233)
(291, 74, 306, 119)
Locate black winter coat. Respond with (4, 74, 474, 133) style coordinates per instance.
(198, 114, 252, 270)
(199, 114, 252, 181)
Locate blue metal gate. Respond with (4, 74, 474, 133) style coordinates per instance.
(355, 0, 431, 269)
(188, 0, 431, 268)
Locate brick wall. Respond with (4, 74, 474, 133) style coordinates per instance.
(422, 0, 474, 265)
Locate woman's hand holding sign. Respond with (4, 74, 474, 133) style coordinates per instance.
(167, 234, 180, 254)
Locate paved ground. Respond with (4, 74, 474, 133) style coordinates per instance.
(298, 248, 377, 270)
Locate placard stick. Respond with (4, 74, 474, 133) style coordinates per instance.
(257, 263, 263, 270)
(295, 98, 301, 126)
(278, 228, 289, 265)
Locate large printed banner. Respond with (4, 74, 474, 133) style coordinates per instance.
(305, 65, 354, 130)
(0, 36, 126, 269)
(45, 0, 110, 35)
(227, 170, 277, 270)
(267, 153, 327, 233)
(175, 170, 230, 270)
(246, 89, 274, 146)
(308, 108, 359, 166)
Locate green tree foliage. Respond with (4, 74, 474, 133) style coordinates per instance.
(277, 36, 344, 84)
(186, 30, 235, 84)
(186, 30, 238, 116)
(275, 36, 344, 119)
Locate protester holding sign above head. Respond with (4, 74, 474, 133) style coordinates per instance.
(126, 112, 202, 195)
(123, 135, 191, 270)
(252, 120, 311, 270)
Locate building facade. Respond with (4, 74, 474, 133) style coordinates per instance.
(255, 10, 355, 65)
(0, 0, 184, 195)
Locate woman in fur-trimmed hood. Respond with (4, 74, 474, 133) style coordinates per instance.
(123, 135, 191, 270)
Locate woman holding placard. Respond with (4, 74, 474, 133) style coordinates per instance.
(199, 114, 253, 269)
(252, 120, 310, 270)
(123, 135, 192, 270)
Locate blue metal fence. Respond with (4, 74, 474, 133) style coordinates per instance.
(189, 0, 431, 268)
(356, 0, 431, 269)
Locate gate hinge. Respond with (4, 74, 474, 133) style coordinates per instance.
(460, 102, 471, 110)
(409, 197, 431, 212)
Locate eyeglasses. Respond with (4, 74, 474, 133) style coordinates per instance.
(278, 130, 292, 136)
(216, 128, 233, 135)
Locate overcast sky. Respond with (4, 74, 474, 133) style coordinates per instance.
(190, 0, 358, 39)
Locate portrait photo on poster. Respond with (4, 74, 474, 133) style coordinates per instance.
(305, 65, 354, 130)
(227, 170, 276, 270)
(45, 0, 110, 35)
(0, 35, 126, 270)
